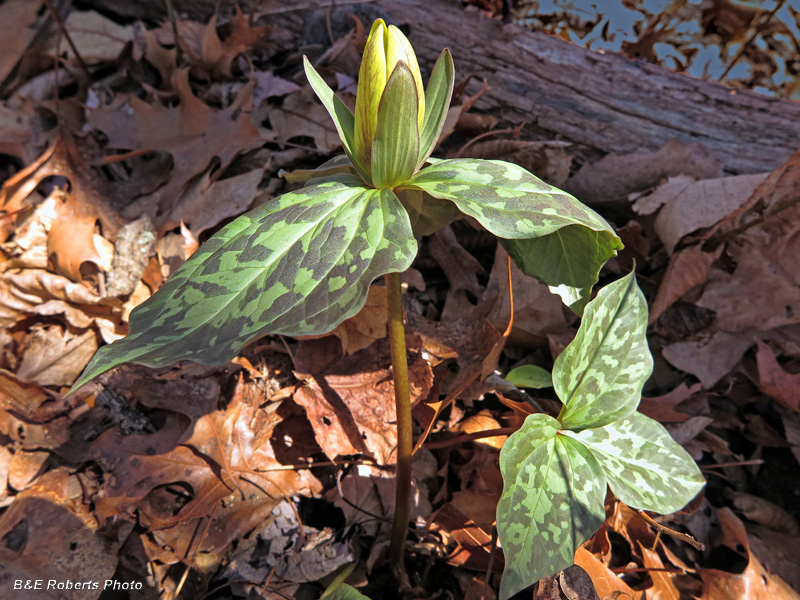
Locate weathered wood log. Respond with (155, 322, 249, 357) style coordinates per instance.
(84, 0, 799, 177)
(366, 0, 799, 177)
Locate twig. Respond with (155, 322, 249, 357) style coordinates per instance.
(164, 0, 184, 67)
(636, 509, 705, 551)
(42, 0, 91, 81)
(718, 0, 786, 81)
(703, 195, 800, 251)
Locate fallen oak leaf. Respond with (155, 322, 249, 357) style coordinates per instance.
(87, 69, 262, 224)
(756, 340, 800, 411)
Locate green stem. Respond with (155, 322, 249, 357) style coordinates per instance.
(386, 271, 412, 580)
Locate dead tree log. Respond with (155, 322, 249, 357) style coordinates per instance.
(369, 0, 799, 176)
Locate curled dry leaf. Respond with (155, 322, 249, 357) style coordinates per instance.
(0, 137, 122, 281)
(755, 340, 800, 411)
(573, 547, 642, 600)
(0, 266, 121, 334)
(0, 469, 133, 600)
(179, 6, 270, 78)
(699, 508, 799, 600)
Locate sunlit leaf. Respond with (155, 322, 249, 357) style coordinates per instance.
(556, 271, 652, 429)
(403, 159, 622, 310)
(371, 63, 420, 189)
(72, 176, 416, 390)
(565, 412, 705, 514)
(502, 224, 621, 314)
(417, 49, 454, 170)
(506, 364, 552, 389)
(303, 56, 370, 183)
(497, 414, 606, 600)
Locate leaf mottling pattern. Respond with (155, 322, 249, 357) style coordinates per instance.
(73, 177, 415, 390)
(556, 271, 653, 429)
(565, 412, 705, 515)
(405, 159, 622, 311)
(497, 414, 606, 599)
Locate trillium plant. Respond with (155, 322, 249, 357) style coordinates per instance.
(73, 19, 704, 597)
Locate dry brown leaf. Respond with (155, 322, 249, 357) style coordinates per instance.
(633, 173, 767, 254)
(0, 266, 121, 334)
(0, 469, 133, 600)
(662, 330, 753, 388)
(488, 245, 571, 347)
(639, 382, 701, 423)
(729, 491, 800, 534)
(564, 139, 723, 206)
(699, 508, 800, 600)
(0, 99, 35, 162)
(88, 376, 319, 530)
(573, 547, 642, 600)
(431, 502, 504, 572)
(0, 137, 123, 281)
(6, 449, 49, 492)
(756, 340, 800, 412)
(168, 167, 263, 234)
(451, 410, 507, 450)
(324, 284, 388, 355)
(639, 544, 680, 600)
(179, 7, 270, 78)
(16, 326, 98, 387)
(649, 246, 721, 324)
(293, 337, 433, 464)
(87, 69, 262, 220)
(253, 71, 301, 105)
(0, 0, 43, 83)
(271, 89, 342, 152)
(46, 11, 134, 64)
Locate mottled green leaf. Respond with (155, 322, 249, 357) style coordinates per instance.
(565, 412, 705, 515)
(497, 414, 607, 600)
(72, 176, 416, 390)
(416, 49, 454, 170)
(324, 584, 371, 600)
(501, 224, 621, 314)
(555, 271, 652, 430)
(403, 159, 622, 309)
(506, 364, 552, 389)
(303, 56, 370, 183)
(371, 62, 420, 189)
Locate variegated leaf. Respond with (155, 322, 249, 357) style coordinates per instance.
(497, 414, 607, 600)
(72, 176, 416, 390)
(324, 584, 371, 600)
(403, 159, 622, 308)
(556, 271, 652, 429)
(564, 412, 705, 514)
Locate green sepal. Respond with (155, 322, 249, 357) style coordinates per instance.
(556, 271, 652, 429)
(371, 62, 420, 189)
(280, 155, 356, 184)
(497, 414, 607, 600)
(303, 56, 371, 183)
(506, 364, 552, 389)
(416, 49, 454, 170)
(71, 176, 416, 391)
(564, 412, 705, 515)
(501, 224, 622, 314)
(403, 159, 622, 309)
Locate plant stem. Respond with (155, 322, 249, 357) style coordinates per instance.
(386, 271, 412, 579)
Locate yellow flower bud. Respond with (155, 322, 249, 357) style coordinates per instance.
(353, 19, 425, 178)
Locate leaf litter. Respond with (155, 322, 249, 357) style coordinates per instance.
(1, 2, 799, 599)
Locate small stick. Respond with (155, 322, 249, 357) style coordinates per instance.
(636, 509, 705, 551)
(42, 0, 91, 80)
